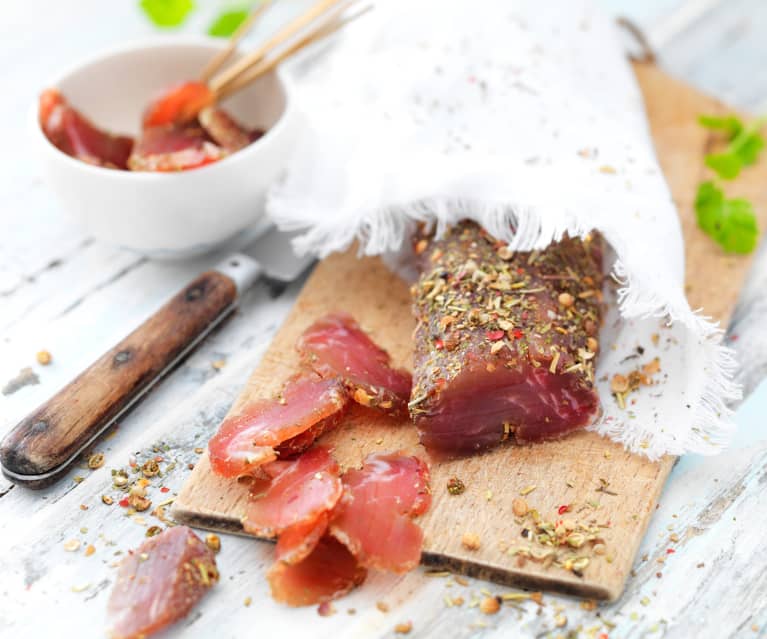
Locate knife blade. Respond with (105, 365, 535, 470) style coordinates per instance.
(0, 227, 314, 488)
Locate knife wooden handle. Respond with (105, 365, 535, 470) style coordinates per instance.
(0, 270, 237, 486)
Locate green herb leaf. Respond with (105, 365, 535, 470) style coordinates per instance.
(704, 153, 742, 180)
(140, 0, 195, 28)
(698, 115, 743, 139)
(718, 198, 759, 254)
(732, 132, 764, 167)
(208, 8, 250, 37)
(694, 181, 724, 236)
(701, 115, 765, 181)
(694, 181, 759, 254)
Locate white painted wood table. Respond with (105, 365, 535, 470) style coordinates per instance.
(1, 2, 766, 638)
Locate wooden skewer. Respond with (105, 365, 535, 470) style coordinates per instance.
(209, 0, 350, 94)
(199, 1, 273, 83)
(215, 5, 372, 102)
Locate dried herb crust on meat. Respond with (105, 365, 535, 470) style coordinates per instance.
(410, 221, 604, 453)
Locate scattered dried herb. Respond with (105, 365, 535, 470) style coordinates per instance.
(63, 539, 81, 552)
(461, 532, 481, 551)
(447, 477, 466, 495)
(205, 534, 221, 553)
(479, 597, 500, 615)
(88, 453, 105, 470)
(141, 460, 160, 478)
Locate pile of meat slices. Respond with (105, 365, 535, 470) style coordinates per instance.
(39, 82, 262, 172)
(208, 312, 431, 606)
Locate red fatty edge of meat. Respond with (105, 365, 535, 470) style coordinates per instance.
(107, 526, 218, 639)
(297, 313, 412, 416)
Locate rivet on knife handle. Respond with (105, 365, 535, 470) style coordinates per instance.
(0, 270, 238, 488)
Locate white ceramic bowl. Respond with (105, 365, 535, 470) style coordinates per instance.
(33, 37, 300, 259)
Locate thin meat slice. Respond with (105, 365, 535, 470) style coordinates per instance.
(208, 374, 348, 478)
(410, 221, 603, 454)
(298, 313, 412, 416)
(128, 124, 225, 172)
(142, 81, 214, 128)
(39, 89, 134, 169)
(198, 107, 262, 152)
(107, 526, 219, 639)
(275, 512, 329, 565)
(330, 453, 431, 573)
(268, 536, 367, 607)
(243, 447, 343, 537)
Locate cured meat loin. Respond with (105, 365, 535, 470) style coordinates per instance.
(107, 526, 218, 639)
(208, 374, 348, 478)
(39, 89, 134, 169)
(410, 221, 603, 454)
(298, 313, 412, 417)
(330, 453, 431, 572)
(243, 446, 343, 538)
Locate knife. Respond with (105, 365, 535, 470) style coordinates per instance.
(0, 227, 314, 489)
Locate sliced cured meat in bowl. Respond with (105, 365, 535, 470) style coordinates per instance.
(199, 107, 263, 152)
(39, 89, 134, 169)
(298, 313, 412, 417)
(127, 123, 226, 172)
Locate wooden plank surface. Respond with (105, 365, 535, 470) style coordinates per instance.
(173, 60, 767, 602)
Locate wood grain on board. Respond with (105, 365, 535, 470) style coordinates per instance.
(173, 62, 767, 601)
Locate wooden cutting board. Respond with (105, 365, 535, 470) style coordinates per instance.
(173, 62, 767, 601)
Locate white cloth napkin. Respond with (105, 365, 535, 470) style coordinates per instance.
(267, 0, 740, 459)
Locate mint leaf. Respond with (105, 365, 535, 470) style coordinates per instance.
(694, 181, 724, 235)
(702, 115, 765, 180)
(694, 181, 759, 254)
(208, 8, 250, 37)
(698, 114, 743, 139)
(732, 131, 764, 167)
(719, 198, 758, 254)
(140, 0, 194, 27)
(705, 153, 742, 180)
